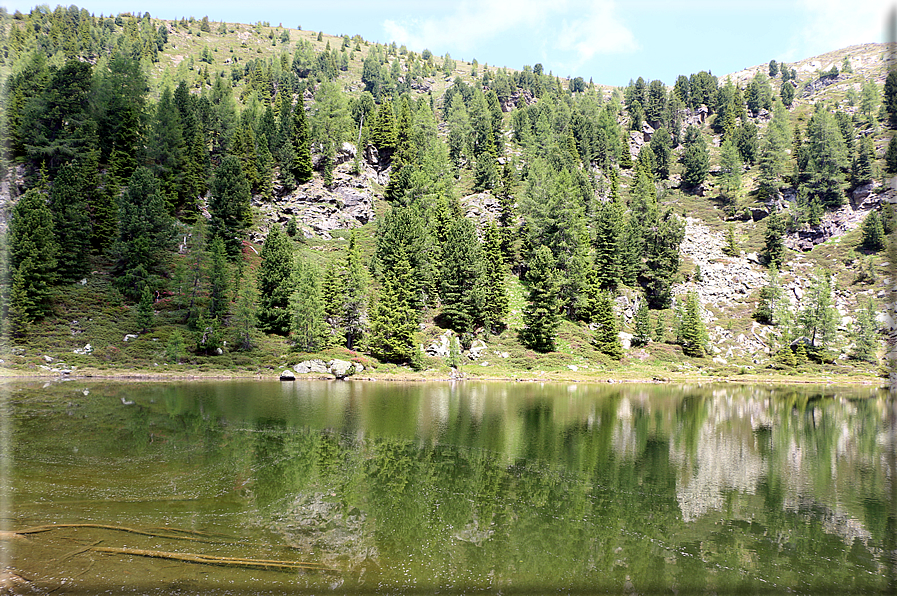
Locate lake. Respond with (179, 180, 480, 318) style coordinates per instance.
(1, 379, 894, 594)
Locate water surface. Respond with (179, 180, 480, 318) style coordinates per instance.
(1, 380, 894, 594)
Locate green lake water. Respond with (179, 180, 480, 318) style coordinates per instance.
(1, 380, 894, 594)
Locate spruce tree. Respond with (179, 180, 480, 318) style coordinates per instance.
(681, 125, 709, 188)
(762, 211, 786, 267)
(232, 270, 259, 351)
(136, 284, 154, 332)
(207, 236, 230, 319)
(321, 261, 345, 346)
(8, 189, 58, 325)
(368, 257, 417, 364)
(481, 222, 509, 334)
(290, 258, 327, 351)
(861, 210, 885, 251)
(850, 298, 879, 363)
(521, 245, 560, 352)
(678, 291, 707, 357)
(208, 155, 251, 258)
(114, 168, 174, 300)
(49, 162, 91, 282)
(342, 230, 368, 350)
(798, 270, 838, 354)
(439, 218, 484, 334)
(592, 198, 623, 290)
(292, 97, 313, 183)
(257, 225, 294, 336)
(591, 291, 623, 360)
(633, 298, 652, 346)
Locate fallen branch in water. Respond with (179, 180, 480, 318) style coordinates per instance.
(14, 524, 215, 543)
(90, 546, 335, 572)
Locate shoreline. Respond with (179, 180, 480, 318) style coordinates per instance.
(0, 366, 888, 388)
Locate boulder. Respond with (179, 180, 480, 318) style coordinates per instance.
(329, 359, 356, 379)
(426, 332, 452, 358)
(294, 359, 329, 374)
(467, 340, 488, 360)
(618, 332, 634, 350)
(280, 369, 296, 381)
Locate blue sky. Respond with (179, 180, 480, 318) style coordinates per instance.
(2, 0, 893, 86)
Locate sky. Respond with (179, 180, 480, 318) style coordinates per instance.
(1, 0, 894, 86)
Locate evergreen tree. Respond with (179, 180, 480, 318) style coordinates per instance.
(718, 138, 742, 203)
(753, 264, 783, 325)
(520, 245, 560, 352)
(49, 162, 91, 282)
(681, 125, 709, 188)
(146, 86, 186, 209)
(290, 258, 327, 351)
(649, 127, 672, 179)
(593, 195, 624, 290)
(722, 224, 739, 257)
(678, 291, 707, 357)
(136, 284, 154, 332)
(292, 97, 314, 183)
(368, 257, 417, 364)
(632, 298, 651, 346)
(439, 218, 484, 334)
(207, 236, 230, 319)
(114, 168, 174, 300)
(861, 210, 885, 251)
(850, 298, 879, 363)
(887, 135, 897, 176)
(481, 222, 509, 334)
(802, 106, 849, 208)
(591, 291, 623, 360)
(8, 189, 58, 326)
(798, 270, 838, 354)
(342, 231, 369, 350)
(257, 225, 294, 336)
(851, 135, 874, 189)
(208, 155, 251, 258)
(884, 69, 897, 128)
(640, 209, 685, 309)
(762, 211, 786, 267)
(232, 271, 260, 351)
(321, 261, 345, 346)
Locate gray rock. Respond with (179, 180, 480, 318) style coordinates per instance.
(329, 359, 357, 379)
(280, 369, 296, 381)
(426, 333, 452, 358)
(467, 340, 488, 360)
(294, 359, 330, 374)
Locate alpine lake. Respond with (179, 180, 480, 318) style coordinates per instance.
(1, 379, 895, 595)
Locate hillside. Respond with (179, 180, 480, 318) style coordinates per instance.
(0, 6, 891, 383)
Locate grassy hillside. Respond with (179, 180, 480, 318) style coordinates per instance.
(0, 8, 890, 384)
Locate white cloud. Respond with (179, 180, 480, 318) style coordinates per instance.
(787, 0, 892, 60)
(382, 0, 637, 65)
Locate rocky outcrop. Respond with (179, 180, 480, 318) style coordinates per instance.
(784, 187, 888, 251)
(253, 151, 376, 240)
(461, 192, 502, 229)
(293, 358, 364, 378)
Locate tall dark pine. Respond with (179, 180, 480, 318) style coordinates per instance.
(208, 155, 252, 258)
(439, 218, 484, 334)
(114, 167, 174, 299)
(521, 245, 560, 352)
(8, 189, 58, 327)
(49, 162, 92, 282)
(292, 98, 313, 184)
(257, 225, 294, 336)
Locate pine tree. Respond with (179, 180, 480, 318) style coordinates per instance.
(290, 258, 327, 351)
(850, 298, 879, 363)
(521, 245, 560, 352)
(8, 189, 58, 326)
(136, 284, 154, 332)
(207, 236, 230, 319)
(591, 291, 623, 360)
(114, 168, 174, 300)
(208, 155, 251, 258)
(481, 222, 509, 334)
(718, 138, 742, 203)
(633, 298, 651, 346)
(292, 97, 313, 183)
(368, 257, 417, 364)
(321, 261, 344, 346)
(49, 162, 91, 282)
(257, 225, 294, 335)
(678, 291, 707, 357)
(861, 210, 885, 251)
(681, 125, 709, 188)
(763, 211, 786, 267)
(342, 230, 368, 350)
(798, 270, 838, 355)
(439, 218, 484, 334)
(753, 264, 783, 325)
